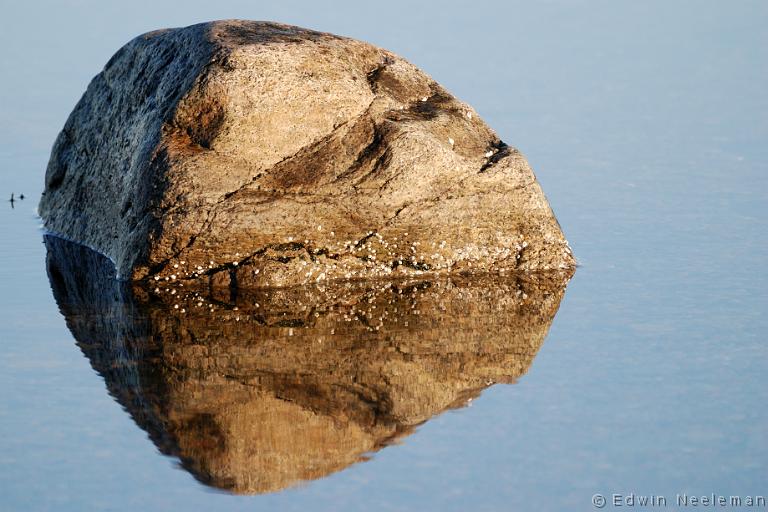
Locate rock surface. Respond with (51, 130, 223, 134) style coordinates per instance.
(40, 20, 574, 288)
(46, 235, 572, 494)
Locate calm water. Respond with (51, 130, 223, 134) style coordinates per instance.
(1, 1, 766, 511)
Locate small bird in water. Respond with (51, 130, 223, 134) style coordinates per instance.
(19, 194, 24, 200)
(9, 193, 14, 208)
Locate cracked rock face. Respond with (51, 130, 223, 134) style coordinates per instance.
(39, 20, 574, 288)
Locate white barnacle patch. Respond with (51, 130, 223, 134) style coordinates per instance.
(448, 137, 455, 147)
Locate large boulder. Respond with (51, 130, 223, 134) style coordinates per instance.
(40, 20, 574, 288)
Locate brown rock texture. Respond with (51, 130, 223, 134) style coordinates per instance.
(39, 20, 574, 288)
(46, 236, 572, 494)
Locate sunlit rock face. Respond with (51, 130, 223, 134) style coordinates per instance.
(39, 20, 574, 287)
(46, 235, 572, 494)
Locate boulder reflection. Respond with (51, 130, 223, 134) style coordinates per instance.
(45, 235, 572, 495)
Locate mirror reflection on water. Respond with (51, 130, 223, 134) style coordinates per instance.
(45, 235, 571, 495)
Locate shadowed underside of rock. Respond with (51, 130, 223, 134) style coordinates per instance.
(39, 19, 574, 288)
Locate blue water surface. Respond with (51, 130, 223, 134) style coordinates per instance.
(0, 1, 766, 510)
